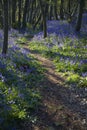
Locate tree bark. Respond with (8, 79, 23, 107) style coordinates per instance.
(18, 0, 22, 31)
(54, 0, 58, 20)
(60, 0, 64, 19)
(39, 0, 47, 38)
(76, 0, 84, 31)
(8, 0, 12, 30)
(0, 0, 3, 28)
(22, 0, 30, 29)
(2, 0, 8, 54)
(12, 0, 17, 27)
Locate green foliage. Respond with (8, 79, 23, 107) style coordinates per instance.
(0, 46, 44, 129)
(15, 37, 27, 44)
(79, 78, 87, 87)
(66, 73, 80, 84)
(29, 35, 87, 88)
(12, 22, 19, 29)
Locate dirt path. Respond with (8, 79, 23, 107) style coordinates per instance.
(22, 46, 87, 130)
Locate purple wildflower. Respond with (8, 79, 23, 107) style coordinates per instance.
(18, 93, 24, 98)
(82, 72, 87, 77)
(80, 59, 87, 65)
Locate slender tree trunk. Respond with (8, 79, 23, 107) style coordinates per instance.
(43, 15, 47, 38)
(75, 0, 84, 31)
(48, 0, 53, 20)
(22, 0, 29, 29)
(60, 0, 64, 19)
(0, 0, 3, 28)
(54, 0, 58, 20)
(2, 0, 8, 54)
(8, 0, 12, 30)
(39, 0, 47, 38)
(49, 5, 53, 20)
(67, 0, 71, 20)
(68, 0, 71, 14)
(29, 0, 34, 24)
(33, 13, 41, 29)
(18, 0, 22, 31)
(12, 0, 16, 27)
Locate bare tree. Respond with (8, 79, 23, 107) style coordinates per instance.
(39, 0, 47, 38)
(2, 0, 8, 54)
(76, 0, 85, 31)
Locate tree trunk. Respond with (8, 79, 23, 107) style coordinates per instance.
(12, 0, 16, 27)
(18, 0, 22, 31)
(39, 0, 47, 38)
(48, 0, 53, 20)
(2, 0, 8, 54)
(29, 0, 34, 24)
(54, 0, 58, 20)
(0, 0, 3, 28)
(60, 0, 64, 19)
(75, 0, 84, 31)
(68, 0, 71, 14)
(22, 0, 29, 29)
(8, 0, 12, 30)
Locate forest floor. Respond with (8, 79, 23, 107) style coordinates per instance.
(0, 15, 87, 130)
(20, 44, 87, 130)
(18, 16, 87, 129)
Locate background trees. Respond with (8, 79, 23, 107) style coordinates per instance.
(0, 1, 87, 129)
(0, 0, 87, 54)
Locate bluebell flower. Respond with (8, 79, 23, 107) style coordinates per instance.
(19, 66, 25, 71)
(18, 93, 24, 98)
(82, 72, 87, 77)
(4, 105, 12, 111)
(0, 62, 6, 69)
(0, 33, 3, 39)
(20, 48, 30, 55)
(0, 73, 5, 82)
(8, 100, 15, 104)
(11, 45, 20, 51)
(70, 60, 76, 65)
(80, 59, 87, 65)
(26, 68, 32, 73)
(8, 38, 15, 46)
(8, 88, 12, 94)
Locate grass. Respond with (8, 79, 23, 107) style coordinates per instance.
(28, 35, 87, 88)
(0, 43, 45, 129)
(0, 29, 87, 129)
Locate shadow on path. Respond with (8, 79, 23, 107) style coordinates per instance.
(21, 47, 87, 130)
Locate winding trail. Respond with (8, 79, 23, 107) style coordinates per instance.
(0, 14, 87, 129)
(17, 16, 87, 129)
(21, 46, 87, 130)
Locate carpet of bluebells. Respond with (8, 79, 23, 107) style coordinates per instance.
(31, 34, 87, 87)
(0, 13, 87, 129)
(30, 14, 87, 88)
(29, 17, 87, 119)
(0, 29, 44, 130)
